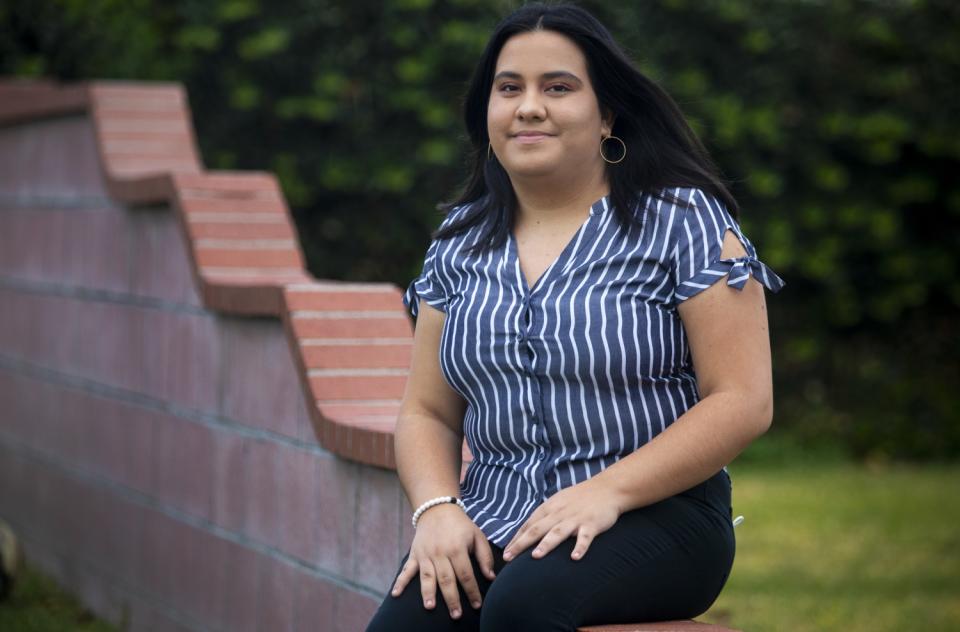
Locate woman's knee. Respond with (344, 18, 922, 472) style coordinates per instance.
(366, 548, 495, 631)
(478, 555, 575, 632)
(480, 584, 560, 632)
(367, 588, 473, 632)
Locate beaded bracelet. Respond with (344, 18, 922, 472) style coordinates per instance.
(412, 496, 467, 528)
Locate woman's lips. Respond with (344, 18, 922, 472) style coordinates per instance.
(512, 133, 552, 144)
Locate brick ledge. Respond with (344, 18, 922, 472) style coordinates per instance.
(0, 78, 402, 470)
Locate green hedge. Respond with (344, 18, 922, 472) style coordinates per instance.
(3, 0, 957, 460)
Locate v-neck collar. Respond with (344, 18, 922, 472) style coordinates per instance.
(507, 195, 610, 295)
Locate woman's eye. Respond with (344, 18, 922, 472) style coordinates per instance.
(499, 84, 519, 93)
(547, 84, 571, 93)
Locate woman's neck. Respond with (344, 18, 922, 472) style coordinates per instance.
(510, 170, 610, 227)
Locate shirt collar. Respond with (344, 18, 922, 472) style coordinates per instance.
(588, 194, 611, 217)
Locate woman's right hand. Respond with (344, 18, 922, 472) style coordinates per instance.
(391, 504, 497, 619)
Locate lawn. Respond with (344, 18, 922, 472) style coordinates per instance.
(701, 458, 960, 631)
(0, 565, 118, 632)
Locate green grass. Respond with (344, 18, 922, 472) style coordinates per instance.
(0, 565, 118, 632)
(701, 457, 960, 631)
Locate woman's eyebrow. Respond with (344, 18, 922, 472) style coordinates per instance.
(493, 70, 583, 84)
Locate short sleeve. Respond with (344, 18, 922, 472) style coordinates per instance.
(402, 236, 449, 319)
(669, 188, 785, 306)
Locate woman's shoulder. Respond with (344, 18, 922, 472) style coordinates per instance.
(431, 199, 484, 242)
(646, 186, 726, 213)
(640, 186, 736, 231)
(440, 200, 478, 229)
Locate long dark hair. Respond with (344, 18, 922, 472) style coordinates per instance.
(433, 2, 738, 252)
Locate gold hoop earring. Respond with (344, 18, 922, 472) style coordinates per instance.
(600, 135, 626, 164)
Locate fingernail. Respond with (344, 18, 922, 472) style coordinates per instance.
(472, 600, 481, 609)
(452, 609, 461, 618)
(503, 550, 512, 560)
(425, 600, 433, 608)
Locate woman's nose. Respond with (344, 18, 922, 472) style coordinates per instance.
(516, 92, 546, 120)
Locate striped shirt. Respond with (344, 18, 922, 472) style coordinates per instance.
(402, 187, 785, 547)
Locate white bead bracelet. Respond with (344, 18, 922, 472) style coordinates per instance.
(412, 496, 467, 528)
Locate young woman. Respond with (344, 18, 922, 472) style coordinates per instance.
(366, 3, 784, 630)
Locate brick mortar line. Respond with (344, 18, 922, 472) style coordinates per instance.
(0, 430, 386, 600)
(0, 353, 335, 459)
(0, 272, 211, 316)
(285, 282, 398, 293)
(291, 310, 406, 319)
(318, 399, 403, 406)
(0, 193, 124, 210)
(300, 338, 412, 346)
(308, 368, 409, 377)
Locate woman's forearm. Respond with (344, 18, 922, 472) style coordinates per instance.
(394, 413, 465, 511)
(591, 391, 771, 515)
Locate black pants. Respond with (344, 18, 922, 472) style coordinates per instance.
(366, 469, 735, 632)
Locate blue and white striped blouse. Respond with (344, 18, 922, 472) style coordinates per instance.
(402, 187, 785, 547)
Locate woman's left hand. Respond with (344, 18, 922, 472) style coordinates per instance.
(502, 476, 623, 562)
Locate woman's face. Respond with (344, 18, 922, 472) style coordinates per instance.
(487, 29, 612, 181)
